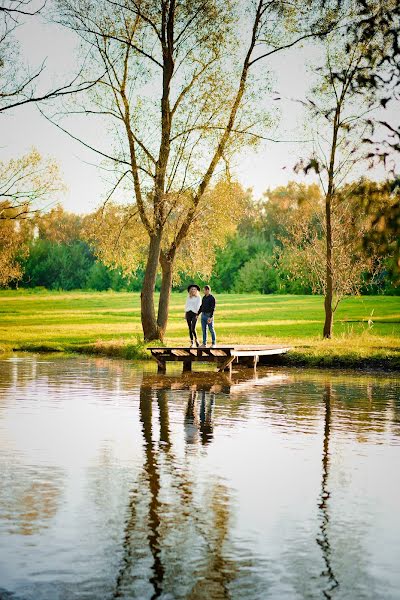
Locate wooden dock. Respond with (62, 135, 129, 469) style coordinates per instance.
(148, 345, 291, 375)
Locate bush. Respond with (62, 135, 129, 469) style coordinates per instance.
(20, 239, 95, 290)
(234, 253, 280, 293)
(86, 261, 112, 291)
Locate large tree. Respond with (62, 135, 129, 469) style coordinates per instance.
(54, 0, 336, 340)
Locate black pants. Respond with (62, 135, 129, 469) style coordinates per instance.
(185, 311, 198, 342)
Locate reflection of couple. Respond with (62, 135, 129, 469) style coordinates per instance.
(184, 389, 215, 445)
(185, 284, 216, 348)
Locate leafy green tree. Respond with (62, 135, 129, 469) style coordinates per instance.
(234, 253, 280, 294)
(85, 261, 113, 291)
(209, 236, 257, 292)
(21, 239, 94, 290)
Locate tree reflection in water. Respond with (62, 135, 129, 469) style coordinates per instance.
(113, 378, 237, 600)
(317, 383, 339, 599)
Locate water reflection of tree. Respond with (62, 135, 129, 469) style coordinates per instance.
(113, 382, 237, 599)
(141, 386, 164, 597)
(317, 383, 339, 599)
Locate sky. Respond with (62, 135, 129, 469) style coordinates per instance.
(1, 2, 398, 215)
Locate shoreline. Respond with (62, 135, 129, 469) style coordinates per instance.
(1, 342, 399, 372)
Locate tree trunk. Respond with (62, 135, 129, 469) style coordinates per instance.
(323, 99, 340, 339)
(323, 291, 333, 338)
(323, 194, 333, 338)
(157, 251, 174, 340)
(141, 233, 162, 341)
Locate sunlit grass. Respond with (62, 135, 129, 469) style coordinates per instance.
(0, 289, 399, 368)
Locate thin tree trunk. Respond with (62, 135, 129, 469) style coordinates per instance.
(141, 232, 162, 341)
(323, 196, 334, 338)
(323, 100, 341, 339)
(157, 251, 174, 340)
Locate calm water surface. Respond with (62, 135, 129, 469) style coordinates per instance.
(0, 355, 399, 600)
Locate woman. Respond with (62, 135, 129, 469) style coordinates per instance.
(185, 284, 201, 347)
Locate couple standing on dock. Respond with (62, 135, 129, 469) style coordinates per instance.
(185, 284, 216, 348)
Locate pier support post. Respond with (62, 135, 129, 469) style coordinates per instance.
(157, 360, 166, 374)
(218, 356, 234, 376)
(182, 360, 192, 372)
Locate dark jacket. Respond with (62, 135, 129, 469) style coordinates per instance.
(198, 294, 216, 317)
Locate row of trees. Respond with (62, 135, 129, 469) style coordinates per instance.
(1, 0, 399, 339)
(2, 179, 398, 296)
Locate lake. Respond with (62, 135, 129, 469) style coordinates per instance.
(0, 355, 399, 600)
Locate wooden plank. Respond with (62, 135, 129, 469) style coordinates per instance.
(210, 349, 229, 357)
(149, 346, 235, 350)
(161, 356, 223, 363)
(171, 349, 191, 357)
(232, 347, 291, 357)
(149, 345, 290, 352)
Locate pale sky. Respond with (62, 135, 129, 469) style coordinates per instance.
(1, 3, 398, 214)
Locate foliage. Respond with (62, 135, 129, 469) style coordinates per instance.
(330, 0, 400, 170)
(0, 150, 65, 288)
(234, 253, 280, 294)
(83, 180, 251, 283)
(278, 191, 379, 300)
(82, 203, 148, 276)
(210, 235, 257, 292)
(5, 180, 396, 294)
(0, 149, 64, 220)
(36, 204, 83, 243)
(86, 261, 145, 292)
(0, 206, 30, 286)
(354, 179, 400, 280)
(20, 238, 94, 290)
(171, 181, 251, 282)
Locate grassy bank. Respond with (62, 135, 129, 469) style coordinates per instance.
(0, 289, 399, 369)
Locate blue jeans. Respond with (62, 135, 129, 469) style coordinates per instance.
(201, 313, 216, 345)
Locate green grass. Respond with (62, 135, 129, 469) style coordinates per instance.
(0, 289, 399, 369)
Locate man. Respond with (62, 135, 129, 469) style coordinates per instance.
(197, 285, 216, 347)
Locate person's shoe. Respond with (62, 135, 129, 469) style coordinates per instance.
(195, 340, 200, 347)
(211, 344, 217, 348)
(190, 341, 196, 348)
(200, 343, 206, 347)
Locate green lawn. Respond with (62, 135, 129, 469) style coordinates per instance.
(0, 289, 399, 368)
